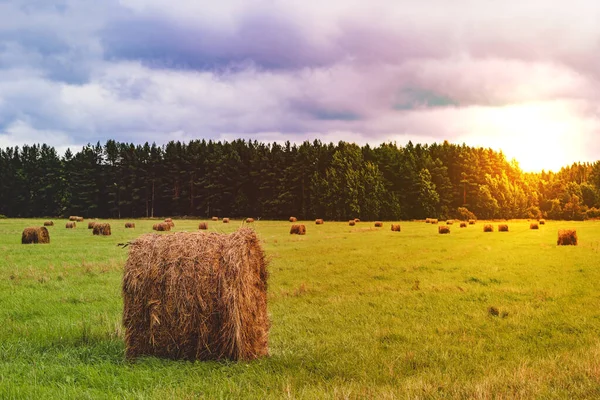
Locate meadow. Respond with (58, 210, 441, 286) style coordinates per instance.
(1, 218, 599, 399)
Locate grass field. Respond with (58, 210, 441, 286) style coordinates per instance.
(1, 218, 600, 399)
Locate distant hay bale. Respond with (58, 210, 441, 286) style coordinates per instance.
(153, 223, 171, 232)
(69, 216, 77, 221)
(164, 218, 175, 228)
(498, 224, 509, 232)
(539, 219, 546, 225)
(354, 219, 360, 223)
(21, 227, 50, 244)
(125, 222, 135, 228)
(557, 229, 577, 246)
(468, 219, 476, 225)
(198, 222, 208, 230)
(289, 217, 297, 222)
(43, 221, 53, 226)
(223, 218, 230, 223)
(164, 218, 173, 223)
(446, 220, 454, 225)
(374, 221, 383, 227)
(212, 217, 219, 221)
(76, 217, 84, 222)
(122, 228, 269, 361)
(530, 223, 539, 230)
(349, 220, 355, 226)
(88, 221, 97, 229)
(460, 222, 467, 228)
(315, 219, 324, 225)
(246, 218, 254, 223)
(290, 225, 306, 235)
(93, 223, 111, 236)
(66, 222, 76, 229)
(483, 224, 493, 232)
(391, 224, 401, 232)
(425, 218, 431, 223)
(438, 226, 450, 234)
(431, 219, 439, 224)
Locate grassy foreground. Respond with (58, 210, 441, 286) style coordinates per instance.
(1, 218, 600, 399)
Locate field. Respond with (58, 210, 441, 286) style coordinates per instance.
(1, 218, 600, 399)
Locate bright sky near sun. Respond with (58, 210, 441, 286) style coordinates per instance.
(0, 1, 599, 171)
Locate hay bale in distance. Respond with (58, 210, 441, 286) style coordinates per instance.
(125, 222, 135, 228)
(498, 224, 509, 232)
(88, 221, 97, 229)
(153, 223, 171, 232)
(557, 229, 577, 246)
(69, 216, 78, 221)
(21, 227, 50, 244)
(164, 218, 173, 223)
(198, 222, 208, 230)
(349, 220, 355, 226)
(431, 219, 439, 224)
(539, 219, 546, 225)
(76, 217, 84, 222)
(289, 217, 297, 222)
(425, 218, 431, 223)
(391, 224, 401, 232)
(290, 225, 306, 235)
(43, 221, 54, 226)
(446, 220, 454, 225)
(354, 218, 360, 223)
(438, 226, 450, 234)
(66, 222, 76, 229)
(530, 223, 539, 230)
(122, 228, 269, 361)
(315, 219, 324, 225)
(212, 216, 219, 221)
(460, 222, 467, 228)
(468, 219, 476, 225)
(93, 223, 111, 236)
(483, 224, 493, 232)
(374, 221, 383, 227)
(246, 218, 254, 223)
(223, 218, 230, 223)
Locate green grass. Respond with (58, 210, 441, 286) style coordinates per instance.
(1, 218, 600, 399)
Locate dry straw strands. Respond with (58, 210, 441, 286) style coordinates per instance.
(212, 217, 219, 221)
(289, 217, 297, 222)
(498, 224, 509, 232)
(198, 222, 208, 230)
(557, 229, 577, 246)
(315, 219, 324, 225)
(438, 226, 450, 234)
(530, 223, 539, 230)
(290, 225, 306, 235)
(539, 219, 546, 225)
(66, 222, 76, 229)
(223, 218, 230, 223)
(374, 221, 383, 227)
(21, 227, 50, 244)
(43, 221, 54, 226)
(246, 218, 255, 223)
(460, 222, 467, 228)
(153, 223, 171, 231)
(483, 224, 493, 232)
(88, 221, 97, 229)
(125, 222, 135, 228)
(93, 223, 111, 236)
(391, 224, 401, 232)
(122, 228, 269, 361)
(469, 219, 476, 225)
(349, 220, 355, 226)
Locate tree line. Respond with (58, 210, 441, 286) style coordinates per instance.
(1, 139, 599, 221)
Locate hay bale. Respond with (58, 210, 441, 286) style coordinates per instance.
(246, 218, 254, 223)
(223, 218, 230, 223)
(374, 221, 383, 227)
(425, 218, 431, 223)
(460, 222, 467, 228)
(391, 224, 401, 232)
(122, 228, 269, 361)
(315, 219, 324, 225)
(164, 218, 175, 228)
(21, 227, 50, 244)
(349, 220, 355, 226)
(43, 221, 53, 226)
(483, 224, 493, 232)
(431, 219, 439, 224)
(354, 219, 360, 223)
(125, 222, 136, 228)
(88, 221, 97, 229)
(530, 223, 539, 230)
(289, 217, 297, 222)
(199, 222, 208, 230)
(498, 224, 509, 232)
(539, 219, 546, 225)
(557, 229, 577, 246)
(66, 222, 76, 229)
(164, 218, 173, 223)
(438, 226, 450, 234)
(290, 225, 306, 235)
(212, 217, 219, 221)
(468, 219, 476, 225)
(69, 216, 78, 221)
(93, 223, 111, 236)
(76, 217, 84, 222)
(446, 220, 454, 225)
(153, 223, 171, 231)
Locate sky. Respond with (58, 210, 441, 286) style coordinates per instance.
(1, 0, 599, 172)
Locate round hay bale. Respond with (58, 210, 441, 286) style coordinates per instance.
(289, 217, 297, 222)
(43, 221, 54, 226)
(557, 229, 577, 246)
(374, 221, 383, 227)
(354, 218, 360, 223)
(539, 219, 546, 225)
(530, 223, 539, 230)
(69, 216, 78, 221)
(468, 219, 476, 225)
(290, 225, 306, 235)
(246, 218, 254, 223)
(88, 221, 97, 229)
(223, 218, 230, 223)
(125, 222, 136, 228)
(153, 223, 171, 231)
(446, 220, 454, 225)
(164, 218, 173, 223)
(483, 224, 493, 232)
(460, 222, 467, 228)
(391, 224, 401, 232)
(76, 217, 84, 222)
(21, 227, 50, 244)
(198, 222, 208, 230)
(315, 219, 324, 225)
(93, 223, 111, 236)
(349, 220, 355, 226)
(431, 219, 439, 225)
(438, 226, 450, 234)
(66, 222, 76, 229)
(498, 224, 509, 232)
(425, 218, 431, 223)
(212, 217, 219, 221)
(122, 228, 269, 361)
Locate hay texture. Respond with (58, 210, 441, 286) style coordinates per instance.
(391, 224, 401, 232)
(315, 219, 324, 225)
(557, 229, 577, 246)
(289, 217, 297, 222)
(223, 218, 230, 224)
(122, 228, 269, 361)
(21, 227, 50, 244)
(43, 221, 54, 226)
(93, 223, 111, 236)
(498, 224, 509, 232)
(153, 223, 171, 231)
(198, 222, 208, 230)
(88, 221, 97, 229)
(460, 222, 467, 228)
(290, 225, 306, 235)
(349, 220, 355, 226)
(66, 222, 76, 229)
(246, 218, 254, 223)
(469, 219, 476, 225)
(212, 217, 219, 221)
(530, 223, 539, 230)
(125, 222, 136, 228)
(483, 224, 493, 232)
(438, 226, 450, 234)
(539, 219, 546, 225)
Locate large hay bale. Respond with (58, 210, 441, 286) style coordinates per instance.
(43, 221, 54, 226)
(539, 219, 546, 225)
(349, 220, 355, 226)
(460, 222, 467, 228)
(153, 223, 171, 231)
(446, 220, 454, 225)
(483, 224, 493, 232)
(315, 219, 324, 225)
(391, 224, 401, 232)
(93, 223, 111, 236)
(66, 222, 76, 229)
(438, 226, 450, 234)
(88, 221, 97, 229)
(557, 229, 577, 246)
(289, 217, 297, 222)
(212, 216, 219, 221)
(246, 218, 254, 223)
(76, 217, 84, 222)
(69, 216, 78, 221)
(530, 223, 539, 230)
(223, 218, 230, 223)
(290, 225, 306, 235)
(468, 219, 476, 225)
(199, 222, 208, 230)
(122, 228, 269, 361)
(498, 224, 509, 232)
(125, 222, 136, 228)
(431, 219, 439, 224)
(21, 227, 50, 244)
(374, 221, 383, 227)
